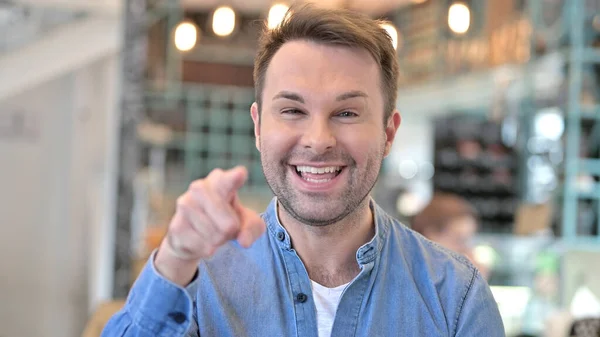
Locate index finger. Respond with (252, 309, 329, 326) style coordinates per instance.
(212, 166, 248, 199)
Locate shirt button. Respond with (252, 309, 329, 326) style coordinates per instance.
(277, 232, 285, 241)
(168, 312, 187, 324)
(296, 293, 308, 303)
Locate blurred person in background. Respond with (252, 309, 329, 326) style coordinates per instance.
(102, 4, 503, 337)
(412, 192, 490, 279)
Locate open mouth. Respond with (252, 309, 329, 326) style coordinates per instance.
(293, 165, 343, 183)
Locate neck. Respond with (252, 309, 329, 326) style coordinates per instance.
(277, 197, 375, 287)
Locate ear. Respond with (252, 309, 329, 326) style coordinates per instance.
(250, 102, 261, 152)
(383, 110, 401, 157)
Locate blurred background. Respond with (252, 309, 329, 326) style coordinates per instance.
(0, 0, 599, 336)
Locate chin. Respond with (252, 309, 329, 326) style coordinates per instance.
(282, 197, 351, 226)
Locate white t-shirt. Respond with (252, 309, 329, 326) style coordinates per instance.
(311, 280, 349, 337)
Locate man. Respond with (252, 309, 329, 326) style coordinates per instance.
(103, 4, 504, 336)
(411, 192, 490, 280)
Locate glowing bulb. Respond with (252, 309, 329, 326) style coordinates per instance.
(534, 108, 564, 141)
(212, 6, 236, 37)
(448, 2, 470, 34)
(473, 245, 497, 266)
(268, 3, 289, 29)
(419, 162, 435, 180)
(398, 160, 418, 179)
(380, 22, 399, 50)
(174, 21, 198, 52)
(396, 192, 423, 217)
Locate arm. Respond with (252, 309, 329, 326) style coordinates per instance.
(454, 271, 505, 337)
(101, 251, 200, 337)
(102, 167, 265, 337)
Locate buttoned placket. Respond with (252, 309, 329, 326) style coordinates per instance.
(273, 226, 320, 337)
(331, 204, 387, 337)
(265, 198, 386, 337)
(329, 243, 378, 337)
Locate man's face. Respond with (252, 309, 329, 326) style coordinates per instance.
(429, 216, 477, 255)
(251, 40, 400, 226)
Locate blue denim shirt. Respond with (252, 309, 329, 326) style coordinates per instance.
(102, 198, 505, 337)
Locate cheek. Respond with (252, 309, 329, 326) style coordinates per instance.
(337, 129, 386, 162)
(260, 122, 298, 154)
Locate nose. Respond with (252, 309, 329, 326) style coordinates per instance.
(300, 117, 336, 154)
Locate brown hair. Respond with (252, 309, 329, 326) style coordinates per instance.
(411, 192, 478, 235)
(253, 3, 399, 121)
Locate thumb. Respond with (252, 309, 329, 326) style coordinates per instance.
(217, 166, 248, 198)
(236, 206, 267, 248)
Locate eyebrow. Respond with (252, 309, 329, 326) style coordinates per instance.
(335, 90, 368, 101)
(272, 90, 368, 103)
(273, 91, 304, 103)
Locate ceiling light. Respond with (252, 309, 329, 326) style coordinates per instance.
(268, 3, 289, 29)
(380, 22, 399, 50)
(448, 2, 470, 34)
(213, 6, 236, 37)
(174, 21, 198, 52)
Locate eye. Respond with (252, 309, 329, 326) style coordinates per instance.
(337, 111, 358, 117)
(282, 109, 304, 115)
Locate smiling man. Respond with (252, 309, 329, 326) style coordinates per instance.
(102, 4, 504, 337)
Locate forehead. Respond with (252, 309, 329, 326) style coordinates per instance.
(446, 216, 477, 235)
(263, 40, 381, 100)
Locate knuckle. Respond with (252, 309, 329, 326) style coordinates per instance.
(201, 245, 216, 258)
(207, 168, 224, 180)
(189, 180, 207, 193)
(168, 219, 187, 236)
(175, 194, 193, 212)
(220, 220, 240, 237)
(176, 195, 187, 207)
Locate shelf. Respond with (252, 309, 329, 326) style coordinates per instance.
(580, 159, 600, 175)
(581, 48, 600, 64)
(433, 114, 520, 234)
(576, 182, 600, 200)
(580, 105, 600, 120)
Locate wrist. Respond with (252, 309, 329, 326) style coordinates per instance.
(154, 241, 199, 287)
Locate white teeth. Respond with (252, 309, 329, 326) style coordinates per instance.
(305, 178, 332, 183)
(295, 166, 341, 174)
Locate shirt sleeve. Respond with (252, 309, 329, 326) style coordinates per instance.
(101, 250, 200, 337)
(454, 270, 505, 337)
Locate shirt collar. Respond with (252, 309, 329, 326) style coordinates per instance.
(262, 197, 390, 265)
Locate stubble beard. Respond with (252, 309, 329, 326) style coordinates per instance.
(260, 144, 386, 227)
